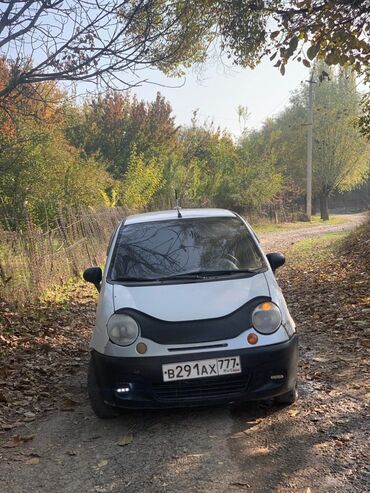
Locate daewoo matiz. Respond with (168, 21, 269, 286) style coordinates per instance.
(83, 209, 298, 418)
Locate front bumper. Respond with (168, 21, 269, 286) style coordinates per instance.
(91, 334, 298, 409)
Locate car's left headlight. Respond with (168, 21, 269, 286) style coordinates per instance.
(252, 301, 282, 334)
(107, 313, 139, 346)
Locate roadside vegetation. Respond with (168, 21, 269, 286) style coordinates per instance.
(0, 207, 124, 304)
(1, 58, 369, 304)
(1, 59, 369, 232)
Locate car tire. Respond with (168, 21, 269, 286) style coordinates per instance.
(87, 358, 120, 419)
(274, 384, 298, 405)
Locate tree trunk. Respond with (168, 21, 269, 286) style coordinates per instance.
(312, 196, 317, 215)
(319, 192, 329, 221)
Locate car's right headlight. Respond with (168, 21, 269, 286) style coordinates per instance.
(107, 313, 139, 346)
(252, 301, 281, 334)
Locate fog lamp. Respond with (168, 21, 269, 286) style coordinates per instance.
(270, 374, 284, 380)
(116, 386, 130, 393)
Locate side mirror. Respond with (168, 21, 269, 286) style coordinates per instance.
(83, 267, 102, 291)
(266, 252, 285, 272)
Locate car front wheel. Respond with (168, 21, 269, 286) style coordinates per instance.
(274, 384, 298, 405)
(87, 358, 119, 419)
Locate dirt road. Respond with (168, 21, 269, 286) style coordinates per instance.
(257, 213, 365, 252)
(1, 214, 368, 493)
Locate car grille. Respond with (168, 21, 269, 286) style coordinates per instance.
(152, 376, 249, 402)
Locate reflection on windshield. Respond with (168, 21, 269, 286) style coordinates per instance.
(109, 217, 265, 281)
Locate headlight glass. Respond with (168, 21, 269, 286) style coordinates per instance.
(107, 314, 139, 346)
(252, 302, 281, 334)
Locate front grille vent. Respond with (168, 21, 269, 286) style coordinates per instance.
(167, 343, 228, 352)
(152, 376, 248, 402)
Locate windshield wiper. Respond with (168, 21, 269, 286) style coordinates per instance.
(112, 269, 261, 283)
(156, 269, 260, 280)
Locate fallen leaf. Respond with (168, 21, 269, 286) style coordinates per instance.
(20, 434, 35, 443)
(3, 438, 21, 449)
(288, 409, 300, 417)
(25, 457, 40, 465)
(230, 481, 250, 488)
(117, 433, 133, 447)
(25, 452, 42, 458)
(60, 397, 80, 411)
(2, 434, 35, 448)
(312, 357, 328, 363)
(97, 459, 108, 468)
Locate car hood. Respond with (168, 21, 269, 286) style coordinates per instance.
(112, 273, 270, 321)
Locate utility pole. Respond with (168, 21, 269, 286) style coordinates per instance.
(306, 77, 316, 220)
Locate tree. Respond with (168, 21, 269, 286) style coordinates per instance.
(164, 118, 282, 213)
(3, 1, 368, 147)
(237, 105, 250, 133)
(242, 0, 370, 74)
(0, 57, 65, 121)
(237, 129, 283, 214)
(358, 71, 370, 140)
(129, 1, 370, 75)
(311, 66, 369, 219)
(176, 122, 239, 208)
(64, 91, 178, 178)
(1, 1, 368, 109)
(249, 64, 370, 220)
(120, 148, 164, 209)
(0, 69, 112, 228)
(0, 1, 211, 109)
(0, 117, 112, 227)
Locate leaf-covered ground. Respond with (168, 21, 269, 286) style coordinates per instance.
(0, 281, 95, 430)
(273, 220, 370, 491)
(0, 215, 369, 492)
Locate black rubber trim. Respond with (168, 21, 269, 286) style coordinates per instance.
(90, 334, 299, 409)
(115, 296, 270, 344)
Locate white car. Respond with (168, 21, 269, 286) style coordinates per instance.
(83, 208, 298, 418)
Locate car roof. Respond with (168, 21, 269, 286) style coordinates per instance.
(125, 208, 237, 225)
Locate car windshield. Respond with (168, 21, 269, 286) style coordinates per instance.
(109, 216, 266, 282)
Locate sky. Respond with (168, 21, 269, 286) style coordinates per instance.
(132, 59, 310, 138)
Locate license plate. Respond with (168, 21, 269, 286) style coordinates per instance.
(162, 356, 241, 382)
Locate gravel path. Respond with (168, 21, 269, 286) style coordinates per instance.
(0, 213, 367, 493)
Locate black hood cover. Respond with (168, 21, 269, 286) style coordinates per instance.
(116, 296, 270, 345)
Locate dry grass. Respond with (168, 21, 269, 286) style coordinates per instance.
(0, 207, 125, 304)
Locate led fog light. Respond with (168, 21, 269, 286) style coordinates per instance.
(270, 374, 285, 380)
(116, 385, 131, 393)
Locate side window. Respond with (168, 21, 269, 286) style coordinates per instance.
(106, 224, 120, 256)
